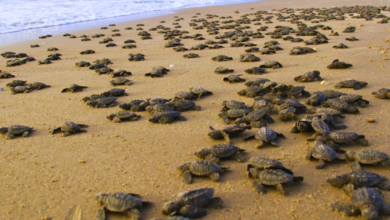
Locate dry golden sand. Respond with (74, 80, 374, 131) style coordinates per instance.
(1, 0, 390, 219)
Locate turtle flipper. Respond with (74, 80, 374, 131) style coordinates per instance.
(95, 206, 106, 220)
(315, 159, 326, 169)
(331, 202, 360, 216)
(256, 140, 266, 148)
(127, 208, 140, 220)
(342, 183, 355, 196)
(221, 131, 230, 145)
(113, 116, 122, 123)
(275, 183, 285, 195)
(182, 170, 192, 184)
(232, 153, 247, 162)
(222, 116, 229, 125)
(209, 172, 220, 182)
(5, 133, 15, 139)
(305, 150, 312, 160)
(351, 161, 362, 171)
(252, 179, 266, 194)
(22, 130, 30, 137)
(205, 154, 220, 164)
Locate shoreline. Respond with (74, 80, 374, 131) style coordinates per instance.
(1, 0, 390, 219)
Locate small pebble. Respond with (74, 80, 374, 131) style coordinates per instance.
(369, 59, 372, 62)
(320, 81, 330, 85)
(169, 64, 174, 67)
(367, 118, 376, 123)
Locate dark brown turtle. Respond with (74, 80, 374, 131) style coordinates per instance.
(208, 124, 251, 144)
(316, 131, 368, 148)
(372, 88, 390, 99)
(26, 82, 51, 90)
(189, 87, 212, 99)
(86, 97, 117, 108)
(149, 111, 186, 124)
(0, 125, 33, 139)
(240, 54, 260, 62)
(145, 104, 174, 114)
(190, 44, 208, 50)
(6, 80, 27, 88)
(343, 26, 356, 33)
(306, 141, 345, 168)
(61, 84, 88, 93)
(259, 61, 282, 69)
(345, 149, 390, 171)
(96, 67, 114, 75)
(237, 86, 266, 98)
(307, 107, 345, 119)
(314, 90, 345, 98)
(221, 100, 248, 111)
(94, 58, 113, 65)
(211, 55, 232, 62)
(107, 111, 140, 123)
(101, 88, 128, 97)
(38, 59, 52, 65)
(162, 188, 223, 219)
(306, 94, 328, 106)
(0, 72, 15, 78)
(333, 43, 349, 49)
(174, 91, 195, 100)
(173, 47, 188, 52)
(95, 192, 148, 220)
(337, 94, 369, 107)
(80, 49, 95, 54)
(214, 67, 234, 74)
(331, 187, 390, 220)
(122, 44, 136, 49)
(294, 70, 322, 82)
(75, 61, 91, 67)
(245, 78, 270, 87)
(165, 99, 200, 112)
(178, 160, 229, 184)
(110, 78, 133, 86)
(120, 100, 148, 112)
(195, 144, 246, 163)
(235, 109, 274, 128)
(327, 59, 353, 69)
(323, 99, 359, 114)
(290, 46, 316, 55)
(245, 67, 267, 75)
(223, 74, 245, 83)
(335, 80, 368, 90)
(111, 69, 132, 78)
(128, 53, 145, 61)
(244, 127, 285, 148)
(47, 47, 58, 51)
(183, 53, 199, 58)
(10, 86, 31, 94)
(346, 37, 359, 41)
(247, 167, 303, 195)
(82, 94, 105, 102)
(52, 122, 88, 137)
(257, 93, 285, 105)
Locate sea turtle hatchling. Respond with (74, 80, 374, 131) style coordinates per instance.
(75, 61, 91, 67)
(244, 127, 285, 148)
(96, 67, 114, 75)
(38, 59, 52, 65)
(10, 86, 31, 94)
(107, 111, 140, 123)
(218, 108, 251, 124)
(6, 80, 27, 88)
(165, 99, 200, 112)
(345, 149, 390, 171)
(110, 78, 133, 86)
(128, 53, 145, 61)
(372, 88, 390, 99)
(214, 67, 234, 74)
(195, 144, 246, 164)
(237, 86, 266, 98)
(94, 58, 113, 65)
(223, 74, 245, 83)
(95, 192, 149, 220)
(52, 122, 88, 137)
(162, 188, 223, 219)
(333, 43, 349, 49)
(247, 166, 303, 195)
(80, 49, 95, 54)
(101, 88, 128, 97)
(327, 170, 390, 194)
(189, 87, 212, 98)
(335, 80, 368, 90)
(120, 100, 148, 112)
(221, 100, 248, 110)
(235, 109, 274, 128)
(306, 141, 345, 168)
(316, 131, 368, 148)
(0, 125, 33, 139)
(211, 55, 233, 62)
(240, 54, 260, 62)
(183, 53, 199, 58)
(86, 97, 117, 108)
(149, 111, 186, 124)
(111, 69, 132, 78)
(346, 37, 359, 41)
(245, 78, 270, 87)
(145, 104, 174, 114)
(26, 82, 51, 90)
(327, 59, 353, 69)
(315, 90, 347, 99)
(337, 94, 369, 107)
(208, 124, 252, 144)
(331, 187, 390, 220)
(178, 160, 229, 184)
(245, 67, 267, 75)
(259, 61, 283, 69)
(294, 70, 322, 82)
(61, 84, 88, 93)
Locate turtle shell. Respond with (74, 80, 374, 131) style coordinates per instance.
(173, 188, 214, 207)
(348, 171, 383, 187)
(8, 125, 33, 134)
(188, 160, 221, 176)
(255, 127, 277, 142)
(245, 109, 268, 121)
(222, 100, 247, 109)
(258, 169, 293, 185)
(248, 157, 283, 169)
(97, 192, 142, 212)
(175, 91, 194, 99)
(209, 144, 241, 158)
(311, 117, 330, 135)
(330, 131, 358, 143)
(338, 94, 363, 103)
(116, 111, 138, 119)
(311, 142, 338, 161)
(61, 122, 81, 132)
(348, 149, 389, 164)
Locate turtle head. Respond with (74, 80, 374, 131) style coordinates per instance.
(358, 81, 368, 87)
(344, 151, 356, 161)
(86, 101, 97, 107)
(107, 114, 116, 120)
(95, 193, 107, 205)
(194, 148, 211, 159)
(0, 127, 8, 134)
(237, 90, 246, 96)
(297, 121, 310, 132)
(208, 130, 223, 140)
(148, 116, 159, 123)
(327, 174, 348, 188)
(177, 163, 190, 173)
(162, 201, 180, 215)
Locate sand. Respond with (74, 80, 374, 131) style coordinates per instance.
(1, 0, 390, 219)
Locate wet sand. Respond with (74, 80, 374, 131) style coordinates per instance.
(1, 0, 390, 219)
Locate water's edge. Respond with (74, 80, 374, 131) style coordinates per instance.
(0, 0, 259, 46)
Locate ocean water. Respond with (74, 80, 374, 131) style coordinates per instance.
(0, 0, 255, 34)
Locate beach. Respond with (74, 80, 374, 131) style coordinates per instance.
(1, 0, 390, 219)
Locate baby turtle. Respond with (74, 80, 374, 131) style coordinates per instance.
(149, 111, 186, 124)
(237, 86, 266, 98)
(75, 61, 91, 67)
(345, 149, 390, 171)
(86, 97, 117, 108)
(122, 45, 136, 49)
(120, 100, 148, 112)
(105, 43, 117, 47)
(47, 47, 58, 51)
(146, 104, 174, 114)
(128, 53, 145, 61)
(333, 43, 349, 49)
(337, 94, 369, 107)
(195, 144, 246, 164)
(173, 47, 188, 52)
(178, 160, 229, 184)
(343, 26, 356, 33)
(372, 88, 390, 99)
(26, 82, 51, 90)
(235, 109, 274, 128)
(211, 55, 233, 62)
(306, 94, 328, 106)
(52, 122, 88, 137)
(165, 99, 200, 112)
(294, 70, 322, 82)
(247, 157, 292, 172)
(94, 58, 113, 65)
(208, 124, 252, 144)
(162, 188, 223, 219)
(247, 167, 303, 195)
(0, 125, 33, 139)
(331, 187, 390, 220)
(245, 78, 270, 87)
(346, 37, 359, 41)
(0, 72, 15, 78)
(6, 80, 27, 88)
(110, 78, 133, 86)
(10, 86, 31, 94)
(259, 61, 283, 69)
(335, 80, 367, 90)
(189, 87, 212, 98)
(244, 127, 285, 148)
(183, 53, 199, 58)
(221, 100, 248, 110)
(218, 108, 251, 124)
(323, 99, 359, 114)
(111, 69, 132, 78)
(80, 49, 95, 54)
(61, 84, 88, 93)
(38, 60, 52, 65)
(101, 88, 128, 97)
(316, 131, 368, 148)
(174, 91, 195, 100)
(240, 54, 260, 62)
(327, 59, 353, 69)
(245, 67, 267, 75)
(96, 67, 114, 75)
(31, 44, 39, 48)
(327, 170, 390, 194)
(107, 111, 140, 123)
(306, 141, 345, 168)
(214, 67, 234, 74)
(95, 192, 148, 220)
(290, 46, 316, 55)
(223, 74, 245, 83)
